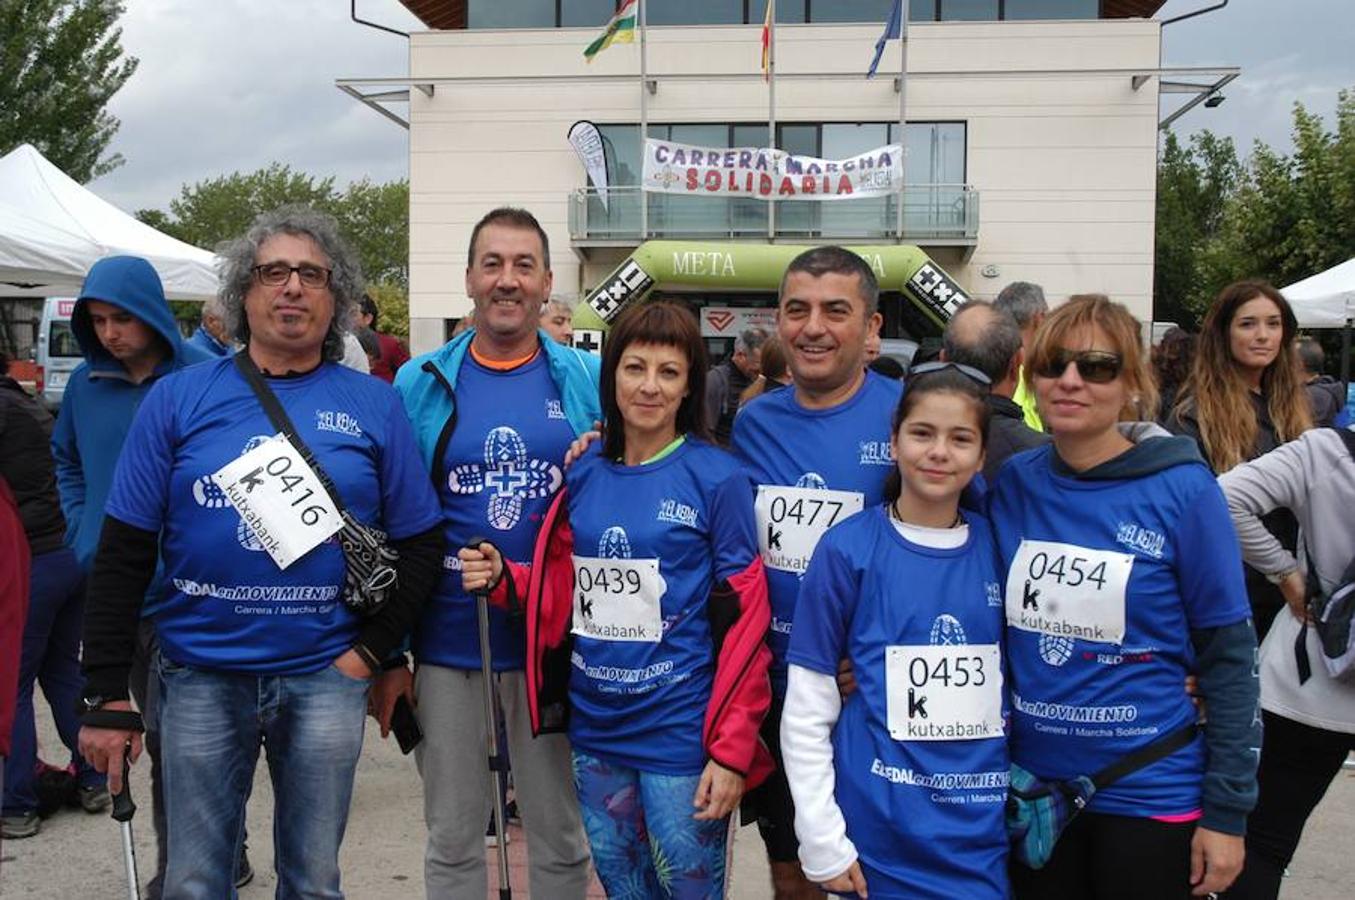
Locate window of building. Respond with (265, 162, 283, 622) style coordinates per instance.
(561, 1, 624, 27)
(937, 0, 1000, 20)
(647, 1, 744, 26)
(468, 0, 555, 28)
(1002, 0, 1097, 19)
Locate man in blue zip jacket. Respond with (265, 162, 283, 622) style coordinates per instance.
(51, 255, 216, 895)
(383, 208, 598, 898)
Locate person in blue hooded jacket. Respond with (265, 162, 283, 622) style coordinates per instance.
(379, 207, 598, 899)
(50, 255, 216, 894)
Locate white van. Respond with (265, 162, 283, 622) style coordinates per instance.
(34, 298, 81, 410)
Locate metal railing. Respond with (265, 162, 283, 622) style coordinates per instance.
(568, 184, 978, 243)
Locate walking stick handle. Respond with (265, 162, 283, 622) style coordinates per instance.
(111, 742, 136, 823)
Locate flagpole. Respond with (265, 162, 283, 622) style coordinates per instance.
(896, 8, 908, 241)
(639, 0, 649, 240)
(767, 0, 776, 243)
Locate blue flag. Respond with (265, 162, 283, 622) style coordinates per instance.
(867, 0, 904, 79)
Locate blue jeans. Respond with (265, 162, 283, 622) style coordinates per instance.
(3, 548, 102, 815)
(572, 750, 729, 900)
(158, 657, 370, 900)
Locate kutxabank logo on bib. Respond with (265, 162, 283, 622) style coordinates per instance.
(194, 434, 277, 553)
(447, 426, 564, 532)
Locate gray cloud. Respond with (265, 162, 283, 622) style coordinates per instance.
(1160, 0, 1352, 155)
(92, 0, 420, 212)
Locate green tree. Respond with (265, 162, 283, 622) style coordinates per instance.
(137, 165, 412, 336)
(148, 164, 339, 251)
(0, 0, 138, 181)
(336, 178, 408, 290)
(1153, 130, 1242, 326)
(1193, 89, 1355, 316)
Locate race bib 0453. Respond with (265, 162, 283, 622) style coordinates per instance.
(1005, 540, 1134, 645)
(571, 555, 667, 643)
(755, 485, 864, 575)
(885, 644, 1004, 741)
(210, 434, 343, 570)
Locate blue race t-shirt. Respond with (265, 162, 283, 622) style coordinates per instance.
(105, 357, 441, 675)
(415, 352, 577, 670)
(988, 445, 1252, 819)
(731, 372, 901, 695)
(564, 438, 758, 775)
(791, 507, 1009, 899)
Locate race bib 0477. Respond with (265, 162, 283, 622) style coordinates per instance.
(571, 555, 667, 643)
(755, 485, 864, 575)
(1005, 540, 1134, 645)
(210, 434, 343, 570)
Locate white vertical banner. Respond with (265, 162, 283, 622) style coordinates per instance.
(567, 120, 611, 211)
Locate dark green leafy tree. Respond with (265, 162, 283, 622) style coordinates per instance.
(1153, 130, 1242, 327)
(0, 0, 138, 181)
(138, 165, 411, 338)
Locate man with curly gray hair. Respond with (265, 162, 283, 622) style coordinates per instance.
(79, 206, 446, 898)
(216, 205, 365, 367)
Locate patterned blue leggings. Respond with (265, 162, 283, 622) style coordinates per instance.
(572, 750, 730, 899)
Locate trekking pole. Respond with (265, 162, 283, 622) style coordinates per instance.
(111, 742, 142, 900)
(467, 536, 512, 900)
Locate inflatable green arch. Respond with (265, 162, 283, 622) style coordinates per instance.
(574, 241, 970, 333)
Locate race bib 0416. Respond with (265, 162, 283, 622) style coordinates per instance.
(210, 434, 343, 570)
(1005, 540, 1134, 645)
(885, 644, 1004, 741)
(571, 555, 667, 643)
(755, 485, 864, 575)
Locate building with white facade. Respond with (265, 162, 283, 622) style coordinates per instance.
(342, 1, 1235, 354)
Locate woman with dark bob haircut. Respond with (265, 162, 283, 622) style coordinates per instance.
(1168, 280, 1313, 640)
(460, 301, 773, 898)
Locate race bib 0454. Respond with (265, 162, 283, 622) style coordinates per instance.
(210, 434, 343, 570)
(571, 555, 667, 643)
(1005, 540, 1134, 645)
(755, 485, 864, 575)
(885, 644, 1004, 741)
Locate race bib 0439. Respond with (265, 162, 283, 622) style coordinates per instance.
(1005, 540, 1134, 645)
(885, 644, 1004, 741)
(755, 485, 864, 575)
(571, 555, 667, 643)
(210, 434, 343, 570)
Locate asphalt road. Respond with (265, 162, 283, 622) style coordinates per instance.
(3, 708, 1351, 898)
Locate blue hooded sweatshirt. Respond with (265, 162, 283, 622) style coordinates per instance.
(50, 256, 214, 572)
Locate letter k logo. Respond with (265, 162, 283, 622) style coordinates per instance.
(767, 524, 782, 551)
(1023, 579, 1040, 611)
(238, 466, 265, 494)
(579, 594, 594, 620)
(908, 688, 928, 720)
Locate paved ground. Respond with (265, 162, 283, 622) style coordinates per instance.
(2, 708, 1351, 898)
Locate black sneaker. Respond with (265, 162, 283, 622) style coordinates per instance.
(78, 785, 111, 813)
(1, 811, 40, 839)
(234, 845, 254, 888)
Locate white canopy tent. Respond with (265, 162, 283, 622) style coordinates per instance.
(1283, 257, 1355, 328)
(0, 144, 219, 300)
(1283, 257, 1355, 389)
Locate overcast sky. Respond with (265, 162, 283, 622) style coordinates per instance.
(90, 0, 1353, 214)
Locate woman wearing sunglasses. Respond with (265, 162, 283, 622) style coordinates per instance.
(989, 295, 1259, 899)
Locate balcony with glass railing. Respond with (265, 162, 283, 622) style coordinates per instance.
(567, 185, 979, 252)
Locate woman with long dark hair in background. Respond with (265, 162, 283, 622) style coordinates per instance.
(1168, 280, 1313, 638)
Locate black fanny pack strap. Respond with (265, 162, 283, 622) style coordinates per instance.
(1090, 722, 1199, 790)
(233, 352, 346, 512)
